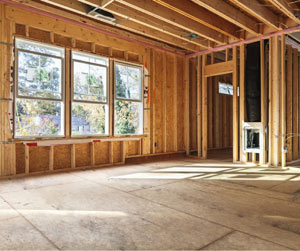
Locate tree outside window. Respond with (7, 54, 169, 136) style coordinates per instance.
(114, 62, 143, 135)
(15, 38, 64, 137)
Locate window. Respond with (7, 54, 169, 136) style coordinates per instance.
(114, 62, 143, 135)
(15, 38, 65, 138)
(218, 82, 233, 96)
(71, 51, 109, 136)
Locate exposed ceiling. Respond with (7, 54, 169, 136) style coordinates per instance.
(10, 0, 300, 54)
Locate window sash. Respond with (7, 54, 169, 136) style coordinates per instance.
(71, 51, 110, 136)
(14, 39, 65, 138)
(14, 98, 65, 139)
(114, 62, 143, 102)
(16, 48, 64, 102)
(71, 102, 109, 137)
(114, 61, 144, 136)
(71, 58, 109, 105)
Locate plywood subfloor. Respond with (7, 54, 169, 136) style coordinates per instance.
(0, 158, 300, 250)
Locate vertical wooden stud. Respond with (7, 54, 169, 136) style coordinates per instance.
(270, 36, 281, 166)
(49, 146, 54, 171)
(90, 142, 95, 166)
(202, 55, 208, 159)
(65, 48, 71, 137)
(184, 57, 190, 155)
(281, 35, 286, 167)
(109, 141, 113, 164)
(71, 144, 76, 168)
(260, 40, 267, 165)
(240, 44, 247, 162)
(293, 48, 298, 160)
(25, 145, 29, 174)
(233, 46, 239, 162)
(197, 55, 202, 157)
(286, 45, 293, 162)
(163, 54, 167, 153)
(174, 55, 178, 152)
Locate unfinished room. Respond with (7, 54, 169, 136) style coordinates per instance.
(1, 0, 300, 250)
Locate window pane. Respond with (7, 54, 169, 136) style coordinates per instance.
(114, 100, 143, 135)
(16, 38, 64, 57)
(73, 61, 107, 102)
(218, 82, 233, 96)
(115, 63, 142, 100)
(72, 51, 108, 66)
(18, 51, 62, 99)
(72, 103, 108, 135)
(15, 98, 64, 137)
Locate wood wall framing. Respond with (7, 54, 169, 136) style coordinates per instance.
(2, 0, 300, 178)
(0, 3, 187, 177)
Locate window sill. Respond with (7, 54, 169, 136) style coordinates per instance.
(13, 135, 147, 145)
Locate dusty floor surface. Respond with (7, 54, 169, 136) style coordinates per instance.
(0, 156, 300, 250)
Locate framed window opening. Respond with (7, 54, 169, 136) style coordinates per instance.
(14, 38, 65, 138)
(71, 50, 109, 136)
(114, 61, 143, 136)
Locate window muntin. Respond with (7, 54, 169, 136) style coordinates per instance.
(15, 38, 65, 138)
(71, 51, 109, 136)
(114, 62, 143, 135)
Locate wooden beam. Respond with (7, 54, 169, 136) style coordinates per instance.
(103, 2, 210, 49)
(270, 36, 281, 166)
(11, 0, 183, 55)
(281, 35, 286, 167)
(286, 45, 293, 162)
(260, 40, 267, 165)
(239, 44, 247, 163)
(43, 0, 205, 51)
(204, 61, 234, 77)
(153, 0, 240, 40)
(192, 0, 259, 35)
(197, 56, 202, 157)
(232, 46, 239, 162)
(229, 0, 280, 30)
(115, 0, 226, 44)
(269, 0, 300, 24)
(173, 56, 178, 152)
(184, 58, 190, 155)
(90, 142, 95, 166)
(71, 144, 76, 168)
(292, 48, 298, 160)
(25, 145, 29, 174)
(101, 0, 114, 8)
(202, 55, 208, 159)
(49, 146, 54, 171)
(163, 54, 167, 153)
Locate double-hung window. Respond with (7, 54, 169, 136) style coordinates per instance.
(15, 38, 65, 138)
(114, 62, 143, 135)
(71, 51, 109, 136)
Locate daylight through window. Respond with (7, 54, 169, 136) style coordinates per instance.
(114, 62, 143, 135)
(71, 51, 109, 136)
(15, 38, 65, 137)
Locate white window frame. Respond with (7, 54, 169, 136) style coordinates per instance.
(114, 61, 144, 136)
(14, 38, 65, 139)
(71, 50, 109, 137)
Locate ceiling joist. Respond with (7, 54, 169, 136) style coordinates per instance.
(41, 0, 207, 51)
(229, 0, 281, 31)
(191, 0, 260, 35)
(152, 0, 241, 40)
(110, 0, 227, 45)
(268, 0, 300, 24)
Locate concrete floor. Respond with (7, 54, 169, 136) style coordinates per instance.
(0, 157, 300, 250)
